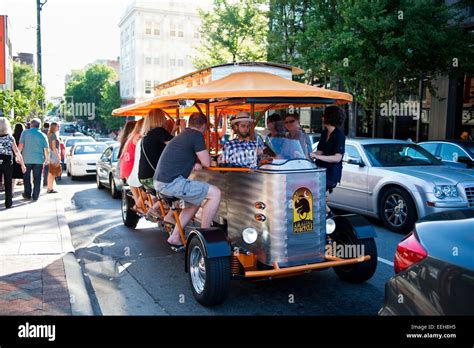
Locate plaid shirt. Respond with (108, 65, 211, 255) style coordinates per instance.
(219, 138, 264, 168)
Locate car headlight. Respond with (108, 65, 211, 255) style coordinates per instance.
(433, 185, 458, 199)
(242, 227, 258, 244)
(326, 219, 336, 234)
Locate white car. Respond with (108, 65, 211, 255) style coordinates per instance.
(67, 142, 108, 179)
(64, 136, 95, 168)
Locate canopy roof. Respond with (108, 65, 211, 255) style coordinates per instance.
(113, 71, 353, 117)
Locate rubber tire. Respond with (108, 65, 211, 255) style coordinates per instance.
(187, 237, 230, 306)
(122, 188, 140, 228)
(97, 173, 105, 189)
(379, 187, 417, 234)
(110, 175, 120, 199)
(333, 235, 378, 284)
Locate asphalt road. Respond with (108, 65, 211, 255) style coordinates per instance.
(58, 174, 404, 315)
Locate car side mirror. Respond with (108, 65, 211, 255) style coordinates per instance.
(458, 156, 473, 168)
(347, 157, 365, 167)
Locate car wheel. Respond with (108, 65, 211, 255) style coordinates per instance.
(97, 173, 105, 189)
(122, 188, 140, 228)
(380, 187, 417, 234)
(187, 236, 230, 306)
(110, 175, 120, 199)
(331, 221, 377, 283)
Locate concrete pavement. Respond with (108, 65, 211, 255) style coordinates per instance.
(0, 184, 94, 315)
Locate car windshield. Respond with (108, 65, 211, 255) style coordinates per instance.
(66, 138, 92, 147)
(112, 147, 119, 161)
(74, 144, 107, 154)
(264, 137, 307, 160)
(363, 143, 443, 167)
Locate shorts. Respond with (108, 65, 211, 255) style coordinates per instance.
(154, 176, 209, 207)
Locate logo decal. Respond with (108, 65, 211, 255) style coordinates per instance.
(292, 187, 313, 233)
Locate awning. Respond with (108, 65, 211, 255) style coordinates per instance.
(112, 71, 353, 116)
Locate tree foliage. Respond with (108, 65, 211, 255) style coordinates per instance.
(0, 62, 49, 123)
(64, 64, 123, 131)
(193, 0, 268, 68)
(268, 0, 474, 110)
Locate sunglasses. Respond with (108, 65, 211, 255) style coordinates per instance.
(285, 119, 296, 124)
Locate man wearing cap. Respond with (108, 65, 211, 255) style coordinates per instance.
(219, 112, 264, 168)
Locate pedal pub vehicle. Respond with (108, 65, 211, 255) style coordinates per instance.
(112, 62, 378, 306)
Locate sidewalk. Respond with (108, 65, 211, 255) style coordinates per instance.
(0, 185, 93, 315)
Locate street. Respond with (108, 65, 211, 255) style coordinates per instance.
(59, 174, 402, 316)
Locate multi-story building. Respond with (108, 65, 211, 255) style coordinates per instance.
(118, 0, 211, 105)
(84, 58, 120, 82)
(13, 52, 35, 69)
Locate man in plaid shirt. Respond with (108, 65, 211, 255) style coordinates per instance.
(219, 112, 264, 168)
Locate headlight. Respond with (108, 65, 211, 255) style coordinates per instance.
(242, 227, 258, 244)
(326, 219, 336, 234)
(434, 185, 458, 199)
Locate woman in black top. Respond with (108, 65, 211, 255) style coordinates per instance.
(138, 109, 175, 218)
(0, 118, 26, 208)
(12, 123, 25, 193)
(310, 106, 346, 218)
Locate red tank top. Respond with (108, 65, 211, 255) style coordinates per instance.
(120, 140, 136, 179)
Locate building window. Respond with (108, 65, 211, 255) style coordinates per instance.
(170, 59, 176, 66)
(193, 31, 199, 40)
(145, 21, 152, 35)
(170, 24, 176, 37)
(145, 80, 152, 94)
(145, 57, 152, 64)
(154, 23, 160, 36)
(154, 57, 160, 65)
(177, 59, 184, 67)
(177, 24, 184, 38)
(154, 80, 159, 87)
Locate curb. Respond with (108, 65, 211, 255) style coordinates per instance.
(63, 252, 95, 315)
(54, 193, 95, 315)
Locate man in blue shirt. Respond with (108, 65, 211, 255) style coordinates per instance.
(219, 112, 263, 168)
(18, 118, 49, 201)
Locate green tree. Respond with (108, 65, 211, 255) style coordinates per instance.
(193, 0, 269, 68)
(3, 62, 49, 122)
(64, 64, 123, 131)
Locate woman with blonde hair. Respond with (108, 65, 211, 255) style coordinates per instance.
(138, 109, 176, 218)
(120, 118, 145, 212)
(46, 122, 61, 193)
(0, 117, 26, 208)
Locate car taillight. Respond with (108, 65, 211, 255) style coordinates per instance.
(394, 231, 427, 274)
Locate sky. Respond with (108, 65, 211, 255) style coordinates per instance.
(1, 0, 129, 98)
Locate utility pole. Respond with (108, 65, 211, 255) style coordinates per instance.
(36, 0, 47, 86)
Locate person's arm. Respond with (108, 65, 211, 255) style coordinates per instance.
(18, 132, 25, 152)
(11, 138, 26, 172)
(52, 138, 60, 162)
(44, 148, 50, 164)
(312, 153, 343, 163)
(196, 150, 211, 168)
(311, 130, 345, 163)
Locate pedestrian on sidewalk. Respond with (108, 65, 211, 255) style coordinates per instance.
(46, 122, 61, 193)
(18, 118, 49, 201)
(12, 123, 26, 194)
(42, 122, 50, 187)
(0, 118, 26, 208)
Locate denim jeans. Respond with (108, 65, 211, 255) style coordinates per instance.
(24, 164, 43, 200)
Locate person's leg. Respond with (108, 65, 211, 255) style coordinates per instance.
(43, 164, 49, 186)
(130, 186, 144, 211)
(32, 164, 43, 200)
(4, 164, 13, 208)
(200, 184, 221, 228)
(167, 204, 200, 245)
(47, 172, 55, 191)
(23, 164, 32, 198)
